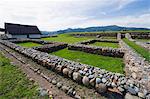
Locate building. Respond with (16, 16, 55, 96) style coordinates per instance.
(5, 23, 41, 39)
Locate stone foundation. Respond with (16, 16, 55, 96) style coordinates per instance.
(77, 39, 118, 45)
(71, 33, 117, 37)
(0, 40, 150, 98)
(119, 37, 150, 98)
(68, 44, 124, 58)
(33, 43, 67, 53)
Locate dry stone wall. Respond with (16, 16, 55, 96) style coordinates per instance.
(9, 39, 56, 45)
(77, 39, 118, 45)
(71, 33, 117, 37)
(130, 32, 150, 39)
(119, 38, 150, 98)
(33, 43, 67, 53)
(135, 41, 150, 51)
(68, 44, 124, 58)
(125, 33, 150, 51)
(9, 39, 68, 53)
(1, 40, 150, 98)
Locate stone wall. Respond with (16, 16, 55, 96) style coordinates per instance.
(135, 41, 150, 51)
(68, 44, 124, 58)
(130, 32, 150, 39)
(71, 33, 117, 37)
(125, 33, 150, 51)
(9, 39, 55, 45)
(9, 39, 68, 52)
(119, 39, 150, 98)
(0, 40, 150, 98)
(77, 39, 118, 45)
(33, 43, 67, 53)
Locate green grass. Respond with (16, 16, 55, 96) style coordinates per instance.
(90, 42, 119, 48)
(51, 48, 124, 74)
(0, 53, 46, 98)
(123, 38, 150, 62)
(41, 34, 94, 44)
(16, 42, 42, 48)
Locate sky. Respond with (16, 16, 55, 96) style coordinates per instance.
(0, 0, 150, 31)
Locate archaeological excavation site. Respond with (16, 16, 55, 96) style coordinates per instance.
(0, 22, 150, 99)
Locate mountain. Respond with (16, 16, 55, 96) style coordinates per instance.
(41, 25, 150, 35)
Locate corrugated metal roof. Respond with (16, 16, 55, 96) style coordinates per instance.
(5, 23, 41, 35)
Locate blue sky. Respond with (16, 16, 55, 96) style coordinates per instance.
(0, 0, 150, 31)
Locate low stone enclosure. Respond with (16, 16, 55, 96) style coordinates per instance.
(77, 39, 118, 45)
(72, 32, 117, 37)
(130, 32, 150, 39)
(0, 38, 150, 98)
(125, 33, 150, 51)
(68, 44, 124, 58)
(71, 32, 150, 40)
(9, 39, 68, 53)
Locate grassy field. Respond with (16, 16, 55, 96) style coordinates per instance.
(0, 53, 45, 98)
(41, 34, 94, 44)
(123, 38, 150, 62)
(51, 48, 124, 73)
(90, 42, 119, 48)
(16, 42, 42, 48)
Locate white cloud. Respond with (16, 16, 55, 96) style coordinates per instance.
(0, 0, 149, 31)
(78, 13, 150, 28)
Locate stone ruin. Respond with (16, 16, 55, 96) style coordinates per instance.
(68, 44, 124, 58)
(0, 32, 150, 98)
(77, 39, 118, 45)
(125, 33, 150, 51)
(33, 43, 67, 53)
(1, 40, 150, 98)
(71, 32, 117, 38)
(9, 38, 57, 45)
(130, 32, 150, 39)
(9, 39, 68, 53)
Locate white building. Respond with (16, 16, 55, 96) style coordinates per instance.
(5, 23, 41, 39)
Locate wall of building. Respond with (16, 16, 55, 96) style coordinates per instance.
(12, 35, 28, 39)
(6, 34, 41, 39)
(29, 34, 41, 38)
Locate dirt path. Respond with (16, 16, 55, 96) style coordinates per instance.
(0, 44, 72, 99)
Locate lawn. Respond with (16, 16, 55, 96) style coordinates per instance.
(41, 34, 94, 44)
(51, 48, 124, 74)
(16, 42, 42, 48)
(123, 38, 150, 62)
(90, 42, 119, 48)
(0, 53, 45, 98)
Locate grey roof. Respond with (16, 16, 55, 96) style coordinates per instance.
(5, 23, 41, 35)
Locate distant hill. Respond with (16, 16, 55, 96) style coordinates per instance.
(41, 25, 150, 35)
